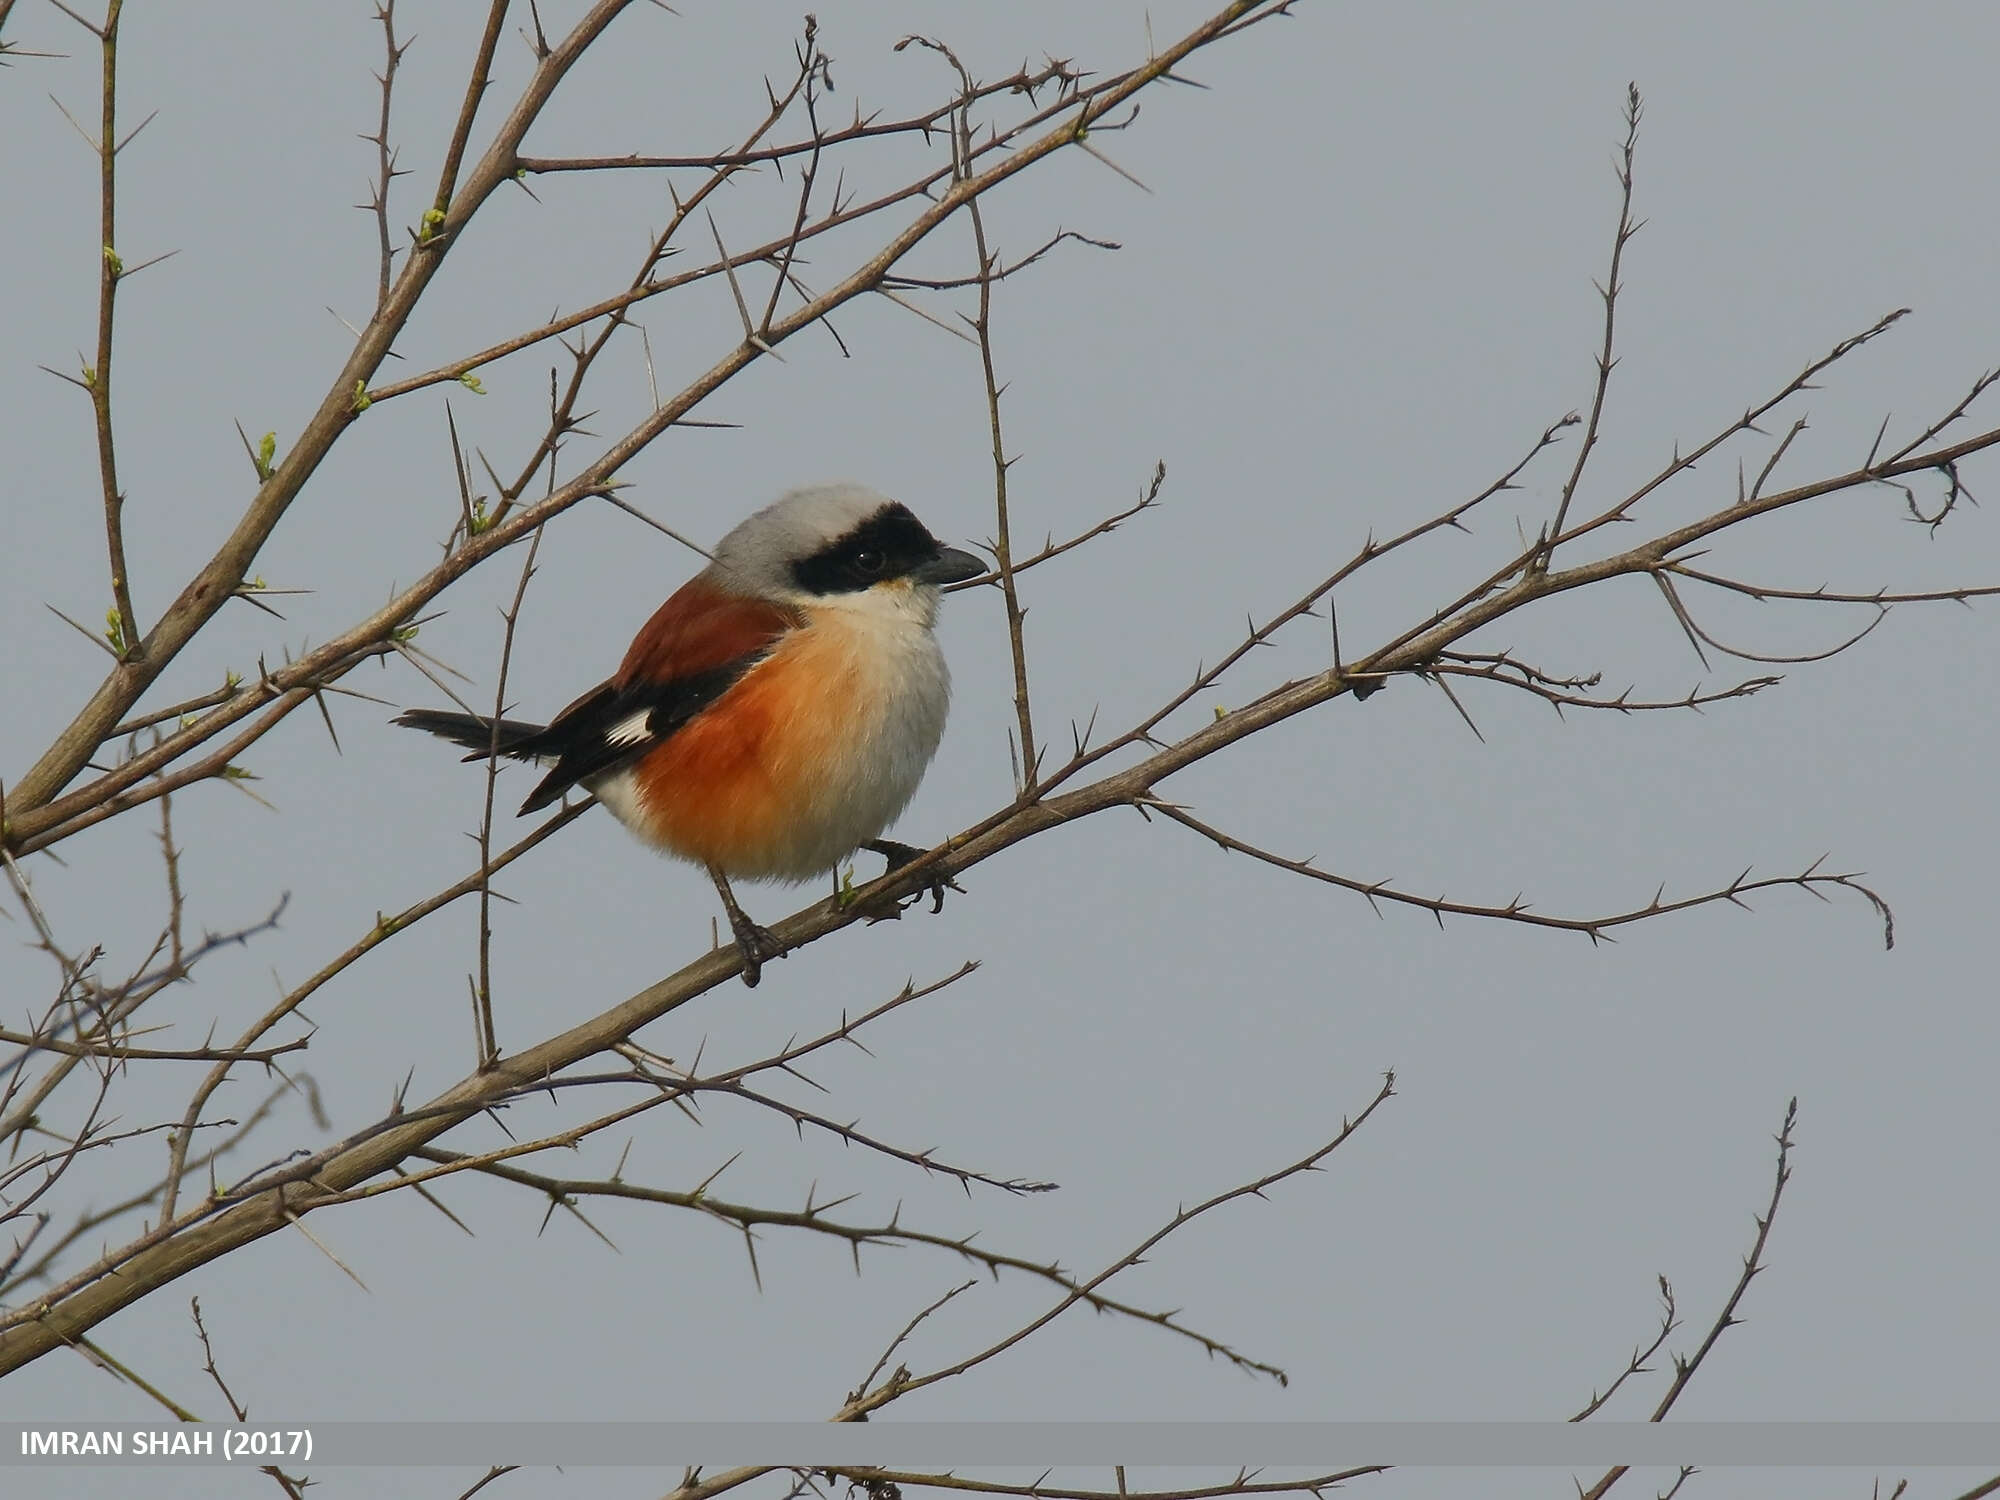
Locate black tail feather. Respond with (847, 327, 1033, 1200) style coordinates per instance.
(393, 708, 550, 760)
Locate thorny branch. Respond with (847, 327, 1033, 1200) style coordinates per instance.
(837, 1074, 1397, 1414)
(361, 0, 411, 309)
(1541, 82, 1643, 567)
(969, 197, 1038, 791)
(1569, 1276, 1678, 1422)
(385, 1144, 1280, 1381)
(1575, 1101, 1799, 1500)
(1149, 802, 1895, 949)
(471, 528, 546, 1069)
(812, 1475, 1392, 1500)
(947, 462, 1164, 593)
(1427, 651, 1781, 719)
(656, 1466, 1394, 1500)
(78, 0, 142, 664)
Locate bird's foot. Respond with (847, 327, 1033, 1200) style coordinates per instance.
(860, 839, 964, 919)
(725, 913, 783, 988)
(707, 865, 783, 988)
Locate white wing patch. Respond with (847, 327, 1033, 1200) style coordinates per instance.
(605, 710, 654, 747)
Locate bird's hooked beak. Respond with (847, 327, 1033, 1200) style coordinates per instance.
(913, 545, 985, 586)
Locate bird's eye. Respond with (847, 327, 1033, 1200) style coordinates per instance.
(851, 549, 886, 576)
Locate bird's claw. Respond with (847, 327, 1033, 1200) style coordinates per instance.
(728, 917, 783, 988)
(861, 840, 963, 919)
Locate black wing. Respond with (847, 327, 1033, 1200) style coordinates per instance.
(515, 656, 766, 814)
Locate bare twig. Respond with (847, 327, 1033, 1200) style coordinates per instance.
(472, 528, 547, 1068)
(968, 197, 1038, 791)
(813, 1473, 1390, 1500)
(80, 0, 140, 661)
(190, 1296, 248, 1420)
(361, 0, 411, 308)
(1665, 563, 2000, 610)
(1153, 802, 1894, 949)
(1575, 1100, 1799, 1500)
(1541, 83, 1643, 569)
(1570, 1275, 1677, 1421)
(429, 1, 510, 225)
(1430, 652, 1780, 717)
(947, 462, 1165, 592)
(375, 1144, 1271, 1379)
(839, 1074, 1397, 1413)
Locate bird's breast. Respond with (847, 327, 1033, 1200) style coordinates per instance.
(606, 608, 952, 881)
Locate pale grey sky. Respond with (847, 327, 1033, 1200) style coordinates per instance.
(4, 3, 1997, 1498)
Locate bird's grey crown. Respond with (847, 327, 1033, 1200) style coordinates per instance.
(705, 483, 900, 595)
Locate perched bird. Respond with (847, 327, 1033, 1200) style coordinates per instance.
(396, 483, 985, 986)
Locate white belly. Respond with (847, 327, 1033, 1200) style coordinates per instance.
(768, 614, 952, 879)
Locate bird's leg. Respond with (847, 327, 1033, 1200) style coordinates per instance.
(862, 839, 963, 916)
(707, 865, 780, 988)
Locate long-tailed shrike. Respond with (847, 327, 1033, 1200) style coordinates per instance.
(395, 482, 984, 985)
